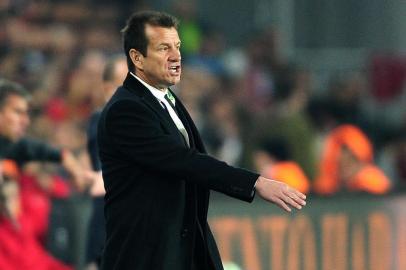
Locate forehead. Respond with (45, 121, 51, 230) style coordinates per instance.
(145, 25, 180, 45)
(2, 94, 28, 109)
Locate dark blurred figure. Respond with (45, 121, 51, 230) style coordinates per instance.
(85, 56, 127, 270)
(254, 64, 317, 179)
(376, 125, 406, 191)
(239, 27, 285, 113)
(253, 138, 310, 194)
(395, 134, 406, 189)
(185, 28, 227, 77)
(307, 72, 371, 137)
(200, 95, 243, 166)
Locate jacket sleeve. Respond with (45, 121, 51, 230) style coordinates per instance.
(8, 138, 62, 165)
(102, 99, 258, 202)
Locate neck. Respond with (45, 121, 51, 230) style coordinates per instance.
(132, 72, 166, 92)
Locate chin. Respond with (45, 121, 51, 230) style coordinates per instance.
(172, 77, 181, 85)
(162, 76, 180, 87)
(166, 81, 179, 87)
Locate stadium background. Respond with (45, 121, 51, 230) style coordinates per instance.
(1, 0, 406, 269)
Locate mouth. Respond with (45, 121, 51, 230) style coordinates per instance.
(168, 64, 181, 76)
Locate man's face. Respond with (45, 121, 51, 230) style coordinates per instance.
(133, 25, 181, 90)
(0, 95, 30, 141)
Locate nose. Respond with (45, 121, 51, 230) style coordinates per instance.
(170, 47, 181, 61)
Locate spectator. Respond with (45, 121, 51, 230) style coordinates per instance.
(254, 65, 317, 179)
(85, 55, 127, 270)
(253, 138, 310, 194)
(313, 124, 391, 195)
(0, 78, 89, 191)
(0, 159, 73, 270)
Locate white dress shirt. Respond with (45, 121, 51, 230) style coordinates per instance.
(130, 72, 190, 146)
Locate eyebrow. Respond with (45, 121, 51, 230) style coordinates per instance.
(157, 41, 181, 47)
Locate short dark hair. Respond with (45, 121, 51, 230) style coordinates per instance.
(259, 137, 291, 161)
(0, 79, 30, 109)
(121, 11, 179, 72)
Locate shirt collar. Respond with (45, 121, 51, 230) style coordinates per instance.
(130, 72, 168, 102)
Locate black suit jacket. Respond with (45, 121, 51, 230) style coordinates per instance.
(98, 73, 259, 270)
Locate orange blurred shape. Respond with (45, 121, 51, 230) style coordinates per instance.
(271, 161, 310, 194)
(1, 159, 20, 180)
(313, 124, 390, 195)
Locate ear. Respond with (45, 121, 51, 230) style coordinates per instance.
(129, 49, 144, 71)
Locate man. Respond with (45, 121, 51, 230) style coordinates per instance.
(0, 79, 87, 191)
(87, 56, 128, 196)
(85, 56, 127, 270)
(98, 11, 306, 270)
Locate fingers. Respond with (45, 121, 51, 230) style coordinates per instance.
(284, 195, 303, 210)
(274, 198, 292, 212)
(284, 189, 307, 208)
(281, 186, 307, 210)
(293, 189, 307, 200)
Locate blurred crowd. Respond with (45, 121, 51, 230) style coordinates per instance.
(1, 0, 406, 269)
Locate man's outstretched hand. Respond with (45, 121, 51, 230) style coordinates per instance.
(255, 176, 307, 212)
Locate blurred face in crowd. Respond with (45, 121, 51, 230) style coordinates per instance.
(131, 25, 181, 90)
(338, 146, 363, 182)
(253, 150, 276, 173)
(111, 59, 128, 87)
(0, 94, 30, 142)
(103, 58, 128, 101)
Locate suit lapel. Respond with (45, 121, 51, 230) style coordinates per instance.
(169, 91, 195, 148)
(169, 89, 207, 153)
(123, 74, 187, 144)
